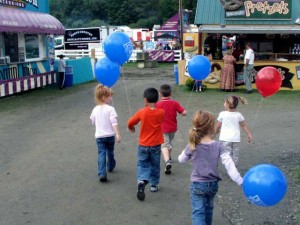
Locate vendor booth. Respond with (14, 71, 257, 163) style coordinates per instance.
(0, 0, 64, 97)
(179, 0, 300, 90)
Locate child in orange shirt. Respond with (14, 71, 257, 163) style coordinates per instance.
(128, 87, 165, 201)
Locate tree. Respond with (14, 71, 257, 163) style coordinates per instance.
(49, 0, 198, 29)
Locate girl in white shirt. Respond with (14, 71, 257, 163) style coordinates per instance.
(90, 84, 121, 182)
(216, 95, 252, 165)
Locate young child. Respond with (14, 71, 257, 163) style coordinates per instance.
(195, 80, 202, 92)
(156, 84, 186, 174)
(216, 95, 252, 165)
(178, 111, 243, 225)
(127, 87, 165, 201)
(90, 84, 121, 182)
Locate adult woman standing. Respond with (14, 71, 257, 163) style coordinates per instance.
(220, 49, 236, 91)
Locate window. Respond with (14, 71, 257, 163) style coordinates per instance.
(4, 33, 19, 62)
(259, 41, 273, 53)
(25, 34, 39, 59)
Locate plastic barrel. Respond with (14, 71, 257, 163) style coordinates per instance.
(64, 66, 73, 88)
(174, 64, 179, 85)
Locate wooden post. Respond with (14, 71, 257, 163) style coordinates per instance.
(178, 60, 188, 85)
(179, 0, 184, 60)
(91, 49, 95, 60)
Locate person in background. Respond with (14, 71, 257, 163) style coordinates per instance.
(157, 43, 164, 50)
(216, 95, 252, 165)
(58, 54, 66, 90)
(127, 88, 165, 201)
(232, 44, 243, 61)
(90, 84, 121, 182)
(156, 84, 187, 175)
(244, 43, 255, 93)
(220, 48, 236, 92)
(178, 110, 243, 225)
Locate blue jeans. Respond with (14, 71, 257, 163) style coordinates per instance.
(190, 181, 219, 225)
(244, 64, 254, 91)
(96, 136, 116, 177)
(137, 145, 161, 185)
(196, 80, 202, 90)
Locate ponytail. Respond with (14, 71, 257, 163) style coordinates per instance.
(189, 127, 200, 150)
(226, 95, 248, 109)
(238, 96, 248, 105)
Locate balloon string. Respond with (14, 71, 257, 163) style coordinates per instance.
(185, 81, 196, 110)
(121, 69, 132, 116)
(252, 97, 264, 129)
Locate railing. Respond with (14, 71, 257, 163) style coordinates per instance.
(55, 49, 182, 62)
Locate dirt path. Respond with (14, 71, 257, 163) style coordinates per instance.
(0, 64, 299, 225)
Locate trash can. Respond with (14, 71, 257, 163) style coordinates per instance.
(174, 64, 179, 85)
(64, 66, 73, 88)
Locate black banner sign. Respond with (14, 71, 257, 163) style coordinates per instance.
(64, 28, 101, 43)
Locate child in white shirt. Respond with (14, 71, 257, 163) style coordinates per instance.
(216, 95, 252, 165)
(90, 84, 121, 182)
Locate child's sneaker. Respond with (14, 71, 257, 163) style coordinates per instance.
(150, 185, 160, 192)
(99, 176, 107, 182)
(137, 181, 145, 201)
(165, 161, 172, 175)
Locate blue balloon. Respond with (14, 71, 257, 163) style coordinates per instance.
(187, 55, 211, 80)
(243, 164, 287, 207)
(95, 57, 120, 87)
(104, 32, 133, 65)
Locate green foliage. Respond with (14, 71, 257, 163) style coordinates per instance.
(185, 77, 195, 90)
(49, 0, 197, 28)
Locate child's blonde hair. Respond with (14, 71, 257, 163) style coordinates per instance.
(189, 111, 216, 150)
(94, 84, 113, 104)
(225, 95, 248, 109)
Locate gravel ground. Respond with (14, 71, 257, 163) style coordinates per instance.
(0, 63, 299, 225)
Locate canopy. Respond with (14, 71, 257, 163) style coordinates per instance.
(0, 7, 65, 35)
(194, 0, 300, 34)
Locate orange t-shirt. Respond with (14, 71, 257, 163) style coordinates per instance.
(127, 107, 165, 146)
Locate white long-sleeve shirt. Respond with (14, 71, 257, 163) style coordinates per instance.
(90, 104, 118, 138)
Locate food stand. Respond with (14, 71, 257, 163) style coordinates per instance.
(0, 0, 64, 97)
(178, 0, 300, 90)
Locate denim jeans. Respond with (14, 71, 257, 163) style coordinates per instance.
(96, 136, 116, 177)
(190, 181, 219, 225)
(137, 145, 161, 185)
(244, 64, 254, 91)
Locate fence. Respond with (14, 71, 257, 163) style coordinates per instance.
(55, 49, 182, 62)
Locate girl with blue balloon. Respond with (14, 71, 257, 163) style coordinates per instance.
(178, 111, 243, 225)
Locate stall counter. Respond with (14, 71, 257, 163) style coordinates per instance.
(178, 60, 300, 90)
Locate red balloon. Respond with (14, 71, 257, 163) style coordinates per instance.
(256, 67, 282, 97)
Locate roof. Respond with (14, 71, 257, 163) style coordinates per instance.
(0, 6, 65, 35)
(194, 0, 300, 33)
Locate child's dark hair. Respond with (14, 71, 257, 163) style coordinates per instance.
(160, 84, 172, 97)
(225, 95, 248, 109)
(189, 111, 216, 150)
(144, 87, 159, 103)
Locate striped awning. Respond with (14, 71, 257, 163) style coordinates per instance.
(0, 7, 65, 35)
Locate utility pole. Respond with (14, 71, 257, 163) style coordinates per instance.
(179, 0, 184, 60)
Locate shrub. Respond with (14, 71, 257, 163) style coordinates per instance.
(185, 77, 195, 90)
